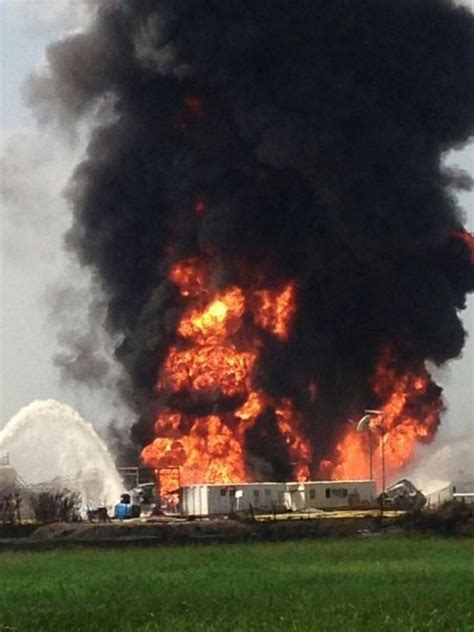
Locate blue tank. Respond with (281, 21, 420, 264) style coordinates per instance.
(114, 502, 133, 519)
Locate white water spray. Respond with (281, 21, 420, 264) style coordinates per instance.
(0, 400, 123, 507)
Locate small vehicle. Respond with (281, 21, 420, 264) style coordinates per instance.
(379, 479, 426, 511)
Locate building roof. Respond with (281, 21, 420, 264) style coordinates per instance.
(181, 479, 375, 489)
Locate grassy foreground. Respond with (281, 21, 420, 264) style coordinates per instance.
(0, 538, 472, 631)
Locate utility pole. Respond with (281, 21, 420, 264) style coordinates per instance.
(357, 410, 386, 517)
(368, 429, 373, 481)
(380, 429, 386, 518)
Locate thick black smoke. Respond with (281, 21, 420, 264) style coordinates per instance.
(29, 0, 474, 470)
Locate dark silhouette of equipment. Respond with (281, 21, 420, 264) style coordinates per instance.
(379, 479, 426, 511)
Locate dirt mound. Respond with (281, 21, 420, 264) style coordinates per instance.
(30, 519, 253, 543)
(31, 522, 81, 540)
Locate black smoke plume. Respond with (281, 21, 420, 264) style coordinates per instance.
(29, 0, 474, 473)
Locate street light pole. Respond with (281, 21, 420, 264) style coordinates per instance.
(357, 409, 385, 516)
(380, 429, 386, 518)
(381, 431, 386, 497)
(356, 413, 374, 482)
(368, 429, 373, 482)
(365, 410, 385, 482)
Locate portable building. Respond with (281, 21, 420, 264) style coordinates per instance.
(303, 480, 376, 509)
(180, 479, 376, 516)
(180, 482, 288, 516)
(425, 480, 474, 507)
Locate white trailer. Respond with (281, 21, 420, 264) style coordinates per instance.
(180, 479, 376, 516)
(303, 480, 376, 509)
(180, 482, 288, 517)
(425, 481, 474, 507)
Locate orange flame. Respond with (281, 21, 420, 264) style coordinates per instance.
(320, 347, 442, 488)
(275, 399, 312, 481)
(253, 283, 297, 340)
(169, 258, 207, 297)
(141, 258, 309, 497)
(177, 287, 245, 343)
(143, 256, 442, 500)
(143, 415, 247, 486)
(160, 344, 255, 397)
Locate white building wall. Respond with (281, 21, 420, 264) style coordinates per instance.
(426, 481, 474, 507)
(180, 480, 376, 516)
(304, 480, 376, 509)
(181, 485, 209, 516)
(206, 483, 288, 514)
(283, 484, 306, 511)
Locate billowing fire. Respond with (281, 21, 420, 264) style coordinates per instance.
(275, 399, 312, 482)
(253, 285, 297, 341)
(142, 255, 443, 496)
(319, 347, 443, 486)
(141, 258, 311, 494)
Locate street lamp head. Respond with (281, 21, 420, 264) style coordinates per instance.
(356, 414, 372, 433)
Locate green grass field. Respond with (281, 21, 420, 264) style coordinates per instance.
(0, 538, 472, 631)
